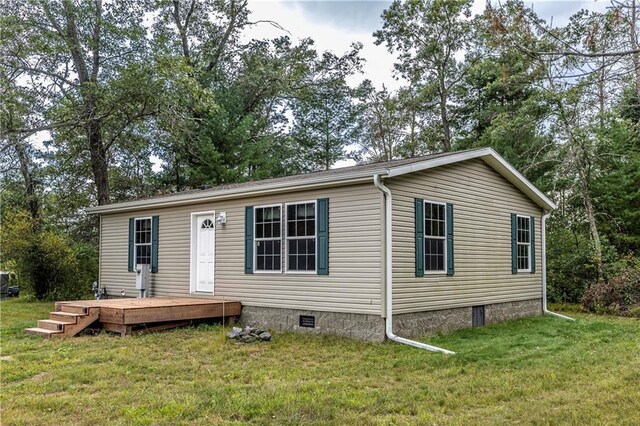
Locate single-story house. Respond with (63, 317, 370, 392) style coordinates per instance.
(87, 147, 557, 347)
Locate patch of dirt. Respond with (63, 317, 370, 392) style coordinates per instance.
(0, 356, 13, 361)
(30, 372, 50, 382)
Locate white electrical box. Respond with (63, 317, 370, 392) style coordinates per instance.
(135, 264, 150, 296)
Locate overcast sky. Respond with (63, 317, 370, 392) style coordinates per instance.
(244, 0, 611, 91)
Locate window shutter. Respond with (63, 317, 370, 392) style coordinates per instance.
(245, 206, 254, 274)
(317, 198, 329, 275)
(446, 203, 454, 276)
(128, 218, 135, 272)
(511, 213, 517, 274)
(151, 216, 159, 273)
(415, 198, 424, 277)
(530, 216, 536, 274)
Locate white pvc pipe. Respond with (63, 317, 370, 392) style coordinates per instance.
(373, 175, 455, 355)
(541, 213, 575, 321)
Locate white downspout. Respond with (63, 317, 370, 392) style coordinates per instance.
(373, 174, 455, 355)
(541, 212, 575, 321)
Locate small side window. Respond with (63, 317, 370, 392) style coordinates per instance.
(134, 217, 152, 265)
(516, 215, 531, 272)
(424, 201, 446, 272)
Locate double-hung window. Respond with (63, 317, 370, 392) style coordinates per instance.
(134, 217, 152, 265)
(516, 215, 531, 272)
(286, 202, 316, 272)
(254, 205, 282, 272)
(424, 201, 446, 272)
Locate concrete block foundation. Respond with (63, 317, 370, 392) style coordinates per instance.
(240, 306, 386, 342)
(240, 299, 542, 342)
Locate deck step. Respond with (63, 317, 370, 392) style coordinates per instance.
(49, 311, 83, 323)
(57, 304, 88, 315)
(25, 327, 62, 339)
(38, 319, 74, 331)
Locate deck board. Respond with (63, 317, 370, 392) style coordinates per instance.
(56, 297, 242, 326)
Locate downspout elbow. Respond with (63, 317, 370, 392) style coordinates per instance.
(373, 174, 455, 355)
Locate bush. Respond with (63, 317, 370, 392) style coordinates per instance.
(1, 211, 96, 300)
(547, 225, 621, 303)
(547, 227, 597, 303)
(582, 266, 640, 316)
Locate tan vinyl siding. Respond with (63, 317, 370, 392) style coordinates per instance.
(386, 158, 543, 314)
(99, 183, 382, 315)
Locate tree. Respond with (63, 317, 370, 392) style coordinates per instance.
(375, 0, 474, 151)
(455, 1, 556, 188)
(353, 81, 408, 162)
(0, 77, 41, 227)
(0, 0, 159, 205)
(152, 1, 365, 185)
(290, 46, 363, 171)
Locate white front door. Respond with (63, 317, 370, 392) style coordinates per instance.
(195, 214, 215, 292)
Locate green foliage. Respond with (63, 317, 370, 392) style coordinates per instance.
(590, 109, 640, 254)
(1, 211, 96, 300)
(546, 226, 597, 303)
(290, 44, 363, 171)
(582, 264, 640, 316)
(375, 0, 474, 151)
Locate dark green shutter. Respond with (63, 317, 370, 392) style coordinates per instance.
(317, 198, 329, 275)
(511, 213, 517, 274)
(446, 203, 454, 276)
(128, 218, 135, 272)
(530, 216, 536, 274)
(151, 216, 159, 273)
(415, 198, 424, 277)
(245, 206, 254, 274)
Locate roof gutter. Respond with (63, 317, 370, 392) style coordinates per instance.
(373, 174, 455, 355)
(541, 212, 575, 321)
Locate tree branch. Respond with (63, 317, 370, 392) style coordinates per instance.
(91, 0, 102, 82)
(206, 0, 245, 73)
(536, 48, 640, 58)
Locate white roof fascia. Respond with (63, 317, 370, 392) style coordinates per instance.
(386, 147, 493, 177)
(86, 172, 383, 214)
(385, 147, 557, 211)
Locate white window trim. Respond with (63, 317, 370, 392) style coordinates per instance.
(133, 216, 152, 267)
(284, 200, 318, 274)
(516, 214, 532, 273)
(423, 200, 447, 275)
(254, 204, 283, 274)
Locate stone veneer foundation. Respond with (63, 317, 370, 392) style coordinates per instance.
(240, 299, 542, 342)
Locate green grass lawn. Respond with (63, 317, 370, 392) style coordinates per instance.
(1, 299, 639, 425)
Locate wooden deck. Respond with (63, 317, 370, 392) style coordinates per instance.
(25, 297, 242, 338)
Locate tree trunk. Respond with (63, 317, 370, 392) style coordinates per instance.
(631, 0, 640, 98)
(86, 115, 110, 205)
(13, 139, 39, 229)
(324, 106, 331, 170)
(62, 0, 110, 205)
(579, 169, 604, 281)
(438, 69, 451, 151)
